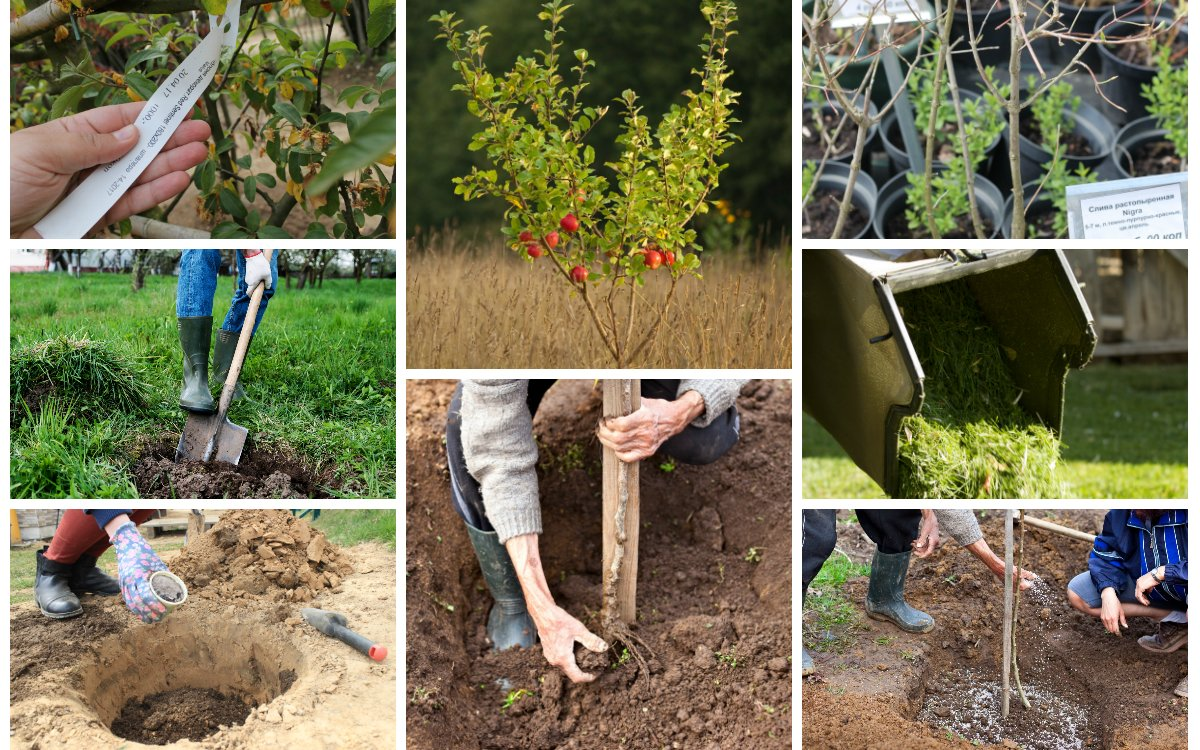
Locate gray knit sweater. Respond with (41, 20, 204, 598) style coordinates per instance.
(461, 379, 747, 542)
(934, 510, 983, 547)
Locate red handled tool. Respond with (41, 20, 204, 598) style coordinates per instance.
(301, 608, 388, 661)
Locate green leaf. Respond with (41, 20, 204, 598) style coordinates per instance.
(211, 221, 248, 238)
(243, 174, 257, 202)
(273, 100, 304, 127)
(50, 84, 89, 120)
(219, 187, 247, 221)
(194, 158, 216, 193)
(106, 21, 143, 50)
(307, 101, 395, 196)
(304, 222, 330, 239)
(124, 72, 157, 101)
(367, 2, 396, 49)
(258, 225, 293, 239)
(199, 0, 228, 15)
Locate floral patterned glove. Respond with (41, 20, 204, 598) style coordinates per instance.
(111, 522, 169, 624)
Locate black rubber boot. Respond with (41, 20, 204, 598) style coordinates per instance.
(69, 555, 120, 596)
(178, 316, 216, 413)
(465, 524, 537, 651)
(865, 549, 934, 633)
(211, 328, 248, 402)
(35, 548, 83, 619)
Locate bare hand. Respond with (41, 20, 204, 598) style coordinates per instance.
(529, 603, 608, 683)
(912, 510, 940, 558)
(11, 102, 211, 238)
(988, 562, 1038, 591)
(596, 393, 704, 463)
(1134, 571, 1161, 606)
(1099, 588, 1127, 635)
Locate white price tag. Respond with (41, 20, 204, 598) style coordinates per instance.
(34, 0, 242, 239)
(830, 0, 931, 28)
(1078, 183, 1186, 240)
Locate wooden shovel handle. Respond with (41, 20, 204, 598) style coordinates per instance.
(214, 249, 272, 423)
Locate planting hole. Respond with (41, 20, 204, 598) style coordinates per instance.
(78, 611, 304, 745)
(917, 668, 1096, 750)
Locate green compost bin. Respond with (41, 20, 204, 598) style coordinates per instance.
(802, 250, 1098, 497)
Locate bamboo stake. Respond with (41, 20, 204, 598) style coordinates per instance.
(602, 379, 640, 624)
(1002, 510, 1014, 718)
(1020, 515, 1096, 544)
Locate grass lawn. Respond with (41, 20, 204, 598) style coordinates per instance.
(802, 550, 869, 655)
(803, 363, 1187, 499)
(10, 272, 396, 498)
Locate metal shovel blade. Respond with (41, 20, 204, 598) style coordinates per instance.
(175, 412, 249, 465)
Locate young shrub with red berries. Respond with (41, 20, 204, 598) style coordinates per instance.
(432, 0, 740, 366)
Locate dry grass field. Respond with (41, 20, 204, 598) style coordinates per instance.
(406, 235, 791, 368)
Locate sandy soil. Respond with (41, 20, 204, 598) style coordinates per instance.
(803, 510, 1188, 750)
(10, 511, 396, 749)
(406, 379, 793, 749)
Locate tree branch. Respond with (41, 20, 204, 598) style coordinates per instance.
(12, 0, 275, 46)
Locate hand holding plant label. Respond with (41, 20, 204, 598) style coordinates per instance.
(432, 0, 740, 367)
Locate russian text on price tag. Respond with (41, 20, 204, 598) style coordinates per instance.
(33, 0, 242, 239)
(1065, 173, 1189, 240)
(830, 0, 932, 28)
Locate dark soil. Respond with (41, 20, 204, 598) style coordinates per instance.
(151, 574, 185, 602)
(803, 510, 1188, 750)
(111, 687, 254, 745)
(802, 107, 857, 160)
(1019, 118, 1095, 157)
(803, 189, 868, 238)
(1014, 203, 1060, 238)
(9, 606, 125, 700)
(1125, 139, 1183, 176)
(886, 208, 996, 239)
(1115, 34, 1186, 67)
(406, 379, 792, 749)
(132, 438, 336, 499)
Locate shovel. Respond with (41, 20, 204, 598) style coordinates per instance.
(175, 254, 271, 465)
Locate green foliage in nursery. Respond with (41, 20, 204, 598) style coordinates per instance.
(895, 281, 1065, 499)
(1030, 153, 1095, 239)
(1027, 76, 1081, 154)
(1143, 45, 1188, 161)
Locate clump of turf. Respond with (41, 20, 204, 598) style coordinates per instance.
(896, 281, 1064, 499)
(12, 336, 149, 425)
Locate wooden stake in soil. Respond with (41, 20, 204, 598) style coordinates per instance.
(602, 379, 640, 625)
(1002, 510, 1014, 718)
(600, 379, 653, 682)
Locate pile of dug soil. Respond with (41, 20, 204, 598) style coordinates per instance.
(132, 439, 335, 499)
(406, 379, 792, 750)
(173, 510, 354, 603)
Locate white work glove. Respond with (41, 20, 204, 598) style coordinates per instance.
(243, 251, 273, 291)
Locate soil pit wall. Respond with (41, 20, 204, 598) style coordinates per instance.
(78, 609, 304, 745)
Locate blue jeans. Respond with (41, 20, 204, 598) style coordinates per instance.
(175, 250, 278, 334)
(1068, 570, 1188, 612)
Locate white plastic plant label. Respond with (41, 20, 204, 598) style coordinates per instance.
(33, 0, 242, 239)
(1065, 173, 1189, 240)
(829, 0, 932, 29)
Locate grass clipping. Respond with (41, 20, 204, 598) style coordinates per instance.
(896, 281, 1064, 499)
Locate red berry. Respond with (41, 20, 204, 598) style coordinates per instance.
(664, 250, 676, 266)
(570, 265, 588, 283)
(560, 214, 580, 233)
(526, 243, 543, 258)
(518, 230, 534, 242)
(644, 249, 663, 270)
(545, 231, 560, 249)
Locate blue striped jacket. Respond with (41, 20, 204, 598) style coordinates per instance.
(1089, 510, 1187, 605)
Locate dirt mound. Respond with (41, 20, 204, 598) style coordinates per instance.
(173, 510, 355, 604)
(132, 439, 335, 498)
(406, 379, 793, 749)
(111, 686, 258, 745)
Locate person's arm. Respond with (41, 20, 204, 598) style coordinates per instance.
(595, 392, 705, 463)
(96, 513, 170, 624)
(505, 533, 607, 683)
(912, 510, 940, 557)
(1089, 511, 1130, 634)
(460, 380, 542, 543)
(676, 379, 749, 427)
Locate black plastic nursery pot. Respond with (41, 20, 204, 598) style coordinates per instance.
(880, 90, 1004, 178)
(873, 169, 1005, 239)
(1012, 100, 1116, 185)
(803, 4, 930, 107)
(1111, 115, 1183, 179)
(1096, 13, 1186, 125)
(1002, 181, 1057, 239)
(803, 161, 878, 239)
(802, 97, 880, 165)
(952, 0, 1012, 66)
(1050, 0, 1164, 67)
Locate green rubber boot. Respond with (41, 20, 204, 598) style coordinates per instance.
(464, 524, 537, 651)
(177, 316, 216, 413)
(211, 328, 248, 401)
(865, 549, 934, 633)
